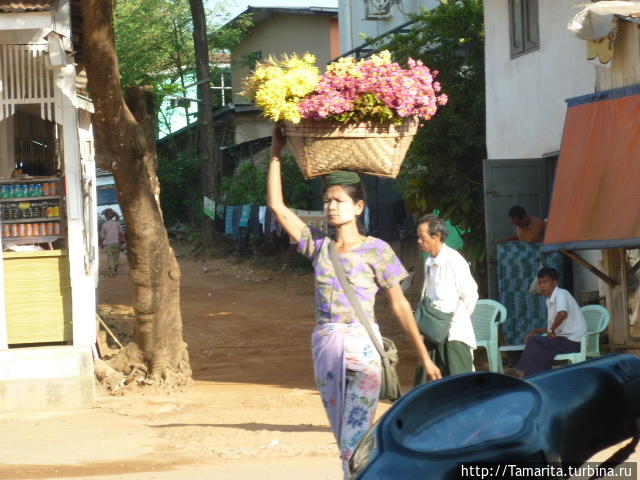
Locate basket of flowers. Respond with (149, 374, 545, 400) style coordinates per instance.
(243, 51, 447, 179)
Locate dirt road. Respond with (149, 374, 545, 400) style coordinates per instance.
(0, 241, 417, 479)
(1, 241, 637, 480)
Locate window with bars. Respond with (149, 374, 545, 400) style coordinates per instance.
(509, 0, 540, 58)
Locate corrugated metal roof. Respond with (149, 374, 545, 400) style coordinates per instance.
(0, 1, 57, 12)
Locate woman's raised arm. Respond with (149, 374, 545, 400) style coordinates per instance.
(267, 124, 306, 243)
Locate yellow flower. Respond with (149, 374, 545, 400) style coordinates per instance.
(243, 52, 320, 123)
(369, 50, 392, 65)
(281, 102, 302, 123)
(286, 68, 319, 98)
(327, 56, 358, 77)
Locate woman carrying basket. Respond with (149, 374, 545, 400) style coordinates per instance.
(268, 126, 441, 477)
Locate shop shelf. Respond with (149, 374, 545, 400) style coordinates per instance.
(2, 217, 61, 224)
(0, 196, 61, 202)
(1, 235, 64, 245)
(0, 177, 61, 184)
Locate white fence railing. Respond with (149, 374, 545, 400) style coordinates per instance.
(0, 44, 58, 123)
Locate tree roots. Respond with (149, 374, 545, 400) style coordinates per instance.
(95, 343, 192, 395)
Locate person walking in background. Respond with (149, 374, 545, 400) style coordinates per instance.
(99, 208, 124, 277)
(268, 125, 441, 478)
(496, 205, 546, 243)
(416, 214, 478, 379)
(516, 267, 586, 378)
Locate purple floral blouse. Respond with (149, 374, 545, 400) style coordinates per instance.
(297, 225, 409, 324)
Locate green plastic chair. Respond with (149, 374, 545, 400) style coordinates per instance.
(471, 299, 508, 373)
(554, 304, 610, 365)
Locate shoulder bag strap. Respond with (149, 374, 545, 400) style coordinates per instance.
(328, 240, 386, 359)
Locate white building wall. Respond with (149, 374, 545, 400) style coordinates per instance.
(60, 69, 97, 347)
(484, 0, 595, 159)
(484, 0, 602, 294)
(338, 0, 439, 53)
(77, 109, 99, 288)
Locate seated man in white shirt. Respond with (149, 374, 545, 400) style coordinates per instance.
(416, 214, 479, 378)
(516, 267, 586, 378)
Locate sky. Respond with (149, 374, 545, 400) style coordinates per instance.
(221, 0, 338, 21)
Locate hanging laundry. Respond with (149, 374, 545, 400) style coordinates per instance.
(216, 203, 226, 220)
(249, 205, 262, 239)
(239, 204, 252, 228)
(203, 197, 216, 220)
(224, 206, 234, 235)
(269, 212, 278, 235)
(231, 205, 243, 237)
(258, 205, 267, 234)
(264, 208, 273, 236)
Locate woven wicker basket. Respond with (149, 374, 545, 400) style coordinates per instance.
(283, 118, 419, 179)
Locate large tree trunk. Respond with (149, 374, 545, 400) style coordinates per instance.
(82, 0, 191, 388)
(189, 0, 219, 243)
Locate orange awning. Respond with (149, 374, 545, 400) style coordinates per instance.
(542, 85, 640, 252)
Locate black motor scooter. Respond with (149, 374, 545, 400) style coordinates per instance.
(350, 354, 640, 479)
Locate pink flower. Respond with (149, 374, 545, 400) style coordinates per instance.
(298, 54, 447, 122)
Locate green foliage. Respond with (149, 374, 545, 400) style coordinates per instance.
(114, 0, 252, 226)
(220, 154, 312, 209)
(157, 146, 203, 227)
(210, 14, 254, 51)
(221, 162, 267, 205)
(115, 0, 195, 88)
(379, 0, 487, 276)
(280, 154, 313, 210)
(330, 93, 398, 125)
(113, 0, 245, 98)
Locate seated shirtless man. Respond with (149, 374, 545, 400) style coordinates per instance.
(496, 205, 546, 243)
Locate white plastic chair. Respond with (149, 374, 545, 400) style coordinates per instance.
(554, 304, 610, 365)
(471, 299, 508, 373)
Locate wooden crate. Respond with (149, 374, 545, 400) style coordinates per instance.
(3, 250, 72, 344)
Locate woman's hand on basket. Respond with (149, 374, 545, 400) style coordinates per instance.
(271, 123, 287, 157)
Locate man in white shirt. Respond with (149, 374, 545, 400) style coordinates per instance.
(516, 267, 587, 377)
(416, 214, 479, 378)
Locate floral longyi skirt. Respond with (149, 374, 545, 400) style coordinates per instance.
(311, 322, 382, 463)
